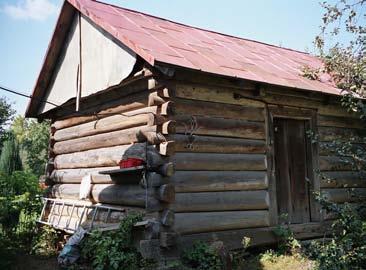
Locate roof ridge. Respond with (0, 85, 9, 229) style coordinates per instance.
(91, 0, 313, 56)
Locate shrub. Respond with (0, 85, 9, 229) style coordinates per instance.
(78, 213, 155, 270)
(181, 241, 223, 270)
(307, 196, 366, 270)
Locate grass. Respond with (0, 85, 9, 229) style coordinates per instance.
(235, 250, 316, 270)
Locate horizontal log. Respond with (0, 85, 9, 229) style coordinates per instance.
(52, 91, 150, 130)
(93, 184, 175, 205)
(319, 156, 355, 171)
(318, 115, 364, 129)
(52, 167, 118, 183)
(51, 184, 81, 200)
(173, 153, 266, 171)
(53, 112, 153, 142)
(54, 145, 131, 169)
(318, 127, 366, 142)
(174, 210, 270, 234)
(171, 134, 266, 154)
(171, 171, 268, 192)
(53, 126, 158, 154)
(178, 221, 332, 250)
(319, 142, 366, 156)
(320, 171, 366, 188)
(171, 190, 269, 212)
(175, 115, 265, 140)
(262, 92, 357, 118)
(52, 184, 175, 207)
(174, 98, 265, 121)
(322, 188, 366, 203)
(173, 83, 265, 108)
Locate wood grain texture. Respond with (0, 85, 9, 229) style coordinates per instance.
(319, 156, 355, 171)
(174, 83, 265, 108)
(172, 190, 269, 212)
(174, 210, 270, 234)
(322, 188, 366, 203)
(172, 153, 267, 171)
(320, 171, 366, 188)
(171, 134, 266, 154)
(171, 171, 268, 192)
(174, 98, 265, 121)
(53, 125, 157, 154)
(175, 115, 265, 140)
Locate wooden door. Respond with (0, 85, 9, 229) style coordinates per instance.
(273, 118, 311, 224)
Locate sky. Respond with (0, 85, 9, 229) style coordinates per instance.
(0, 0, 327, 116)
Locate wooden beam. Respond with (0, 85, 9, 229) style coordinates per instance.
(53, 125, 158, 154)
(175, 115, 265, 140)
(171, 190, 269, 212)
(171, 134, 266, 154)
(172, 153, 266, 171)
(322, 188, 366, 203)
(173, 98, 265, 121)
(171, 171, 268, 192)
(174, 210, 270, 234)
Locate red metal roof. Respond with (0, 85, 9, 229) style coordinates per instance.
(67, 0, 341, 95)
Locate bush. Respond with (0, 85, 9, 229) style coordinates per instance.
(181, 241, 223, 270)
(77, 213, 155, 270)
(0, 171, 42, 267)
(306, 196, 366, 270)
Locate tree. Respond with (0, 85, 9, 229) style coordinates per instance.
(0, 134, 22, 175)
(315, 0, 365, 106)
(11, 116, 50, 176)
(0, 97, 15, 150)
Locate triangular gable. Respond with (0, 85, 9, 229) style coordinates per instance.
(27, 1, 136, 116)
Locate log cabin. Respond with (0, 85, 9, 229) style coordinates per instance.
(26, 0, 366, 260)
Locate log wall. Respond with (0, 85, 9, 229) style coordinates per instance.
(46, 68, 366, 254)
(48, 73, 176, 243)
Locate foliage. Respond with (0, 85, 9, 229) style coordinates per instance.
(77, 213, 155, 270)
(0, 134, 22, 175)
(0, 97, 15, 148)
(306, 195, 366, 270)
(31, 226, 60, 257)
(273, 217, 301, 255)
(0, 171, 42, 267)
(11, 116, 50, 176)
(181, 241, 223, 270)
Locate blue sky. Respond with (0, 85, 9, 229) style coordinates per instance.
(0, 0, 326, 116)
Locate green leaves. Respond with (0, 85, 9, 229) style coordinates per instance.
(78, 213, 155, 270)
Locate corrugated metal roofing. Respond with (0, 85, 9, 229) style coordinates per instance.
(68, 0, 341, 95)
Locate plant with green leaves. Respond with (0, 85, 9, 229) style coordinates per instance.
(77, 213, 155, 270)
(0, 133, 22, 175)
(181, 241, 223, 270)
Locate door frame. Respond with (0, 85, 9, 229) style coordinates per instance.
(266, 105, 320, 225)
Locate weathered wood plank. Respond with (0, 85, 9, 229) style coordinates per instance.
(318, 115, 364, 129)
(172, 153, 267, 171)
(319, 156, 355, 171)
(322, 188, 366, 203)
(52, 167, 118, 183)
(175, 115, 265, 140)
(320, 171, 366, 188)
(171, 171, 268, 192)
(171, 134, 266, 154)
(262, 92, 357, 117)
(174, 210, 270, 234)
(54, 145, 130, 169)
(178, 221, 331, 250)
(171, 190, 269, 212)
(174, 83, 265, 108)
(53, 112, 153, 142)
(53, 125, 158, 154)
(174, 98, 265, 121)
(52, 90, 150, 129)
(318, 126, 366, 142)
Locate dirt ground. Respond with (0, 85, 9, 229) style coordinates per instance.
(13, 254, 59, 270)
